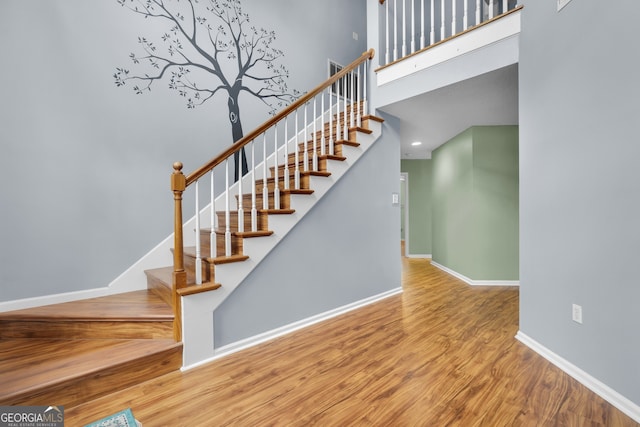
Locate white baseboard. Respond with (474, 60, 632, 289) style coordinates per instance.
(431, 261, 519, 287)
(182, 286, 403, 371)
(515, 331, 640, 423)
(0, 287, 114, 313)
(406, 253, 432, 259)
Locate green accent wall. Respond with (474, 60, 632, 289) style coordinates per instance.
(400, 159, 432, 256)
(432, 126, 519, 280)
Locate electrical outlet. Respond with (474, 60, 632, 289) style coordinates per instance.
(352, 32, 359, 41)
(572, 304, 583, 324)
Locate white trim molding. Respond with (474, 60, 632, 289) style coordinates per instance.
(182, 286, 403, 371)
(406, 254, 432, 259)
(431, 260, 519, 287)
(516, 331, 640, 424)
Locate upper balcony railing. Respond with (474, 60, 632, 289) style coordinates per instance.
(378, 0, 518, 67)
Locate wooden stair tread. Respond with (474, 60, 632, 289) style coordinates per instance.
(0, 290, 173, 321)
(177, 282, 222, 296)
(305, 171, 332, 177)
(236, 230, 274, 238)
(259, 208, 295, 215)
(236, 188, 313, 200)
(145, 266, 176, 287)
(183, 247, 249, 263)
(145, 267, 221, 293)
(211, 230, 274, 238)
(334, 138, 361, 146)
(363, 114, 384, 123)
(0, 338, 182, 405)
(201, 229, 273, 238)
(262, 170, 331, 180)
(212, 254, 250, 264)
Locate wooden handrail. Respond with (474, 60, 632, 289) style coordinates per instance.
(184, 48, 375, 187)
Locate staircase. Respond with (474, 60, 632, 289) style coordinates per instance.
(0, 50, 381, 405)
(0, 291, 182, 407)
(154, 103, 383, 366)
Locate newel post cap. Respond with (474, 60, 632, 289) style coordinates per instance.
(171, 162, 186, 191)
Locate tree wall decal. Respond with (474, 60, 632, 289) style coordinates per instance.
(114, 0, 300, 180)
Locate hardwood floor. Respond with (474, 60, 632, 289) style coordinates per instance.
(65, 257, 639, 426)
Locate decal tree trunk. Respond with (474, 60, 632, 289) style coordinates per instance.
(228, 90, 248, 182)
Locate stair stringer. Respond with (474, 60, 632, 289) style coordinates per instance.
(181, 119, 382, 368)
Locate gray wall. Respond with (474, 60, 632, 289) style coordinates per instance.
(214, 114, 401, 346)
(0, 0, 367, 302)
(519, 0, 640, 405)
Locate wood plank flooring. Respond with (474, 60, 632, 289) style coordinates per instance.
(65, 256, 639, 426)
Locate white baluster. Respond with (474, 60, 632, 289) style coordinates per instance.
(237, 150, 244, 233)
(420, 0, 425, 49)
(294, 110, 301, 189)
(410, 0, 415, 53)
(430, 0, 435, 44)
(393, 0, 398, 61)
(502, 0, 508, 14)
(312, 97, 318, 171)
(329, 84, 334, 155)
(350, 72, 355, 129)
(273, 125, 280, 209)
(489, 0, 495, 19)
(224, 158, 231, 256)
(476, 0, 481, 24)
(250, 139, 257, 231)
(262, 133, 268, 210)
(402, 0, 407, 57)
(464, 0, 469, 30)
(452, 0, 457, 35)
(303, 103, 309, 172)
(284, 117, 290, 190)
(210, 170, 216, 259)
(195, 180, 202, 284)
(356, 65, 361, 128)
(363, 60, 368, 118)
(343, 76, 348, 141)
(336, 82, 342, 142)
(385, 0, 390, 64)
(440, 0, 445, 39)
(321, 91, 326, 156)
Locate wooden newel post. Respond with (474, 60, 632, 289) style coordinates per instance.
(171, 162, 187, 289)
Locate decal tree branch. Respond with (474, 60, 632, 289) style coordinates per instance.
(115, 0, 299, 180)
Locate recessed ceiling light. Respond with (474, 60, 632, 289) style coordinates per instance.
(411, 141, 422, 146)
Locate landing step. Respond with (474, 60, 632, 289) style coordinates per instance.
(0, 338, 182, 407)
(0, 291, 174, 339)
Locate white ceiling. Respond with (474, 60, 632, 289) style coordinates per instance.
(378, 64, 519, 159)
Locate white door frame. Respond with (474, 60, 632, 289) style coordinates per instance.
(400, 172, 409, 257)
